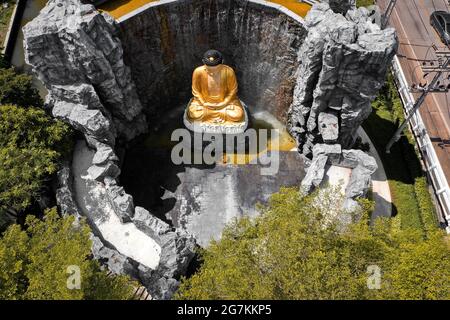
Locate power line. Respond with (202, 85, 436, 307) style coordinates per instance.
(397, 53, 438, 63)
(399, 42, 435, 48)
(381, 0, 397, 29)
(386, 56, 450, 153)
(432, 0, 438, 12)
(412, 0, 434, 40)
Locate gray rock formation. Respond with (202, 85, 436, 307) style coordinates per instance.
(23, 0, 147, 182)
(300, 154, 328, 195)
(57, 162, 139, 287)
(301, 143, 378, 213)
(300, 143, 341, 195)
(91, 235, 136, 276)
(341, 149, 378, 173)
(48, 84, 116, 146)
(341, 149, 378, 205)
(318, 111, 339, 143)
(56, 163, 83, 219)
(293, 1, 395, 217)
(135, 205, 197, 280)
(288, 2, 398, 157)
(29, 0, 390, 299)
(27, 0, 196, 300)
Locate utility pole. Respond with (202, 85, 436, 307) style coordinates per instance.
(385, 57, 450, 153)
(380, 0, 397, 29)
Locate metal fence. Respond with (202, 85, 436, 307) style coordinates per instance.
(391, 55, 450, 233)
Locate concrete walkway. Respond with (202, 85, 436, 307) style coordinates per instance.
(72, 140, 162, 269)
(358, 127, 392, 219)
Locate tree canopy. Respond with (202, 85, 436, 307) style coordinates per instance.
(0, 104, 72, 216)
(0, 68, 43, 108)
(0, 208, 136, 300)
(176, 188, 450, 300)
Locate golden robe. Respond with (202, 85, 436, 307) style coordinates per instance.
(187, 64, 245, 124)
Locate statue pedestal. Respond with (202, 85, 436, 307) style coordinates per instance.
(183, 100, 249, 134)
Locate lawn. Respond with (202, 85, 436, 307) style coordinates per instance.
(363, 73, 438, 234)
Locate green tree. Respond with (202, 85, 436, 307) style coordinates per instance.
(0, 208, 136, 300)
(382, 230, 450, 299)
(0, 104, 72, 220)
(0, 68, 43, 108)
(176, 188, 450, 300)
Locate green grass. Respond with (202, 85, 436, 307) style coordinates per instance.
(0, 1, 16, 48)
(362, 73, 438, 234)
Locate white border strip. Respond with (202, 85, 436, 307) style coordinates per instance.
(117, 0, 306, 24)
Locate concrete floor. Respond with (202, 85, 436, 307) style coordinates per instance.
(121, 108, 306, 247)
(357, 127, 392, 219)
(167, 152, 306, 247)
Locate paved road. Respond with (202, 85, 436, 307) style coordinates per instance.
(377, 0, 450, 182)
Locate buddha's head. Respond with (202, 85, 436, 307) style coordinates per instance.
(202, 49, 223, 71)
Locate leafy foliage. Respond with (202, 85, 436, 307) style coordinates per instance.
(414, 177, 439, 234)
(176, 188, 450, 300)
(0, 208, 136, 300)
(0, 104, 72, 214)
(356, 0, 374, 8)
(0, 68, 43, 108)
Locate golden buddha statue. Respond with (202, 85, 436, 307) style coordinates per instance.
(186, 50, 245, 126)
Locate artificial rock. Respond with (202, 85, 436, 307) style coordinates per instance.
(288, 2, 398, 157)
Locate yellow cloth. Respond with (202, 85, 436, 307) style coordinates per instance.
(187, 64, 245, 124)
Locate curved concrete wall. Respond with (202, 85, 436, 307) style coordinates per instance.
(118, 0, 307, 124)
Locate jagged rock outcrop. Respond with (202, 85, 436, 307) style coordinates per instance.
(292, 1, 395, 217)
(133, 207, 196, 299)
(23, 0, 147, 181)
(288, 1, 398, 157)
(301, 143, 378, 212)
(56, 154, 196, 300)
(300, 143, 341, 195)
(28, 0, 196, 300)
(56, 163, 83, 219)
(57, 162, 138, 282)
(318, 111, 339, 143)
